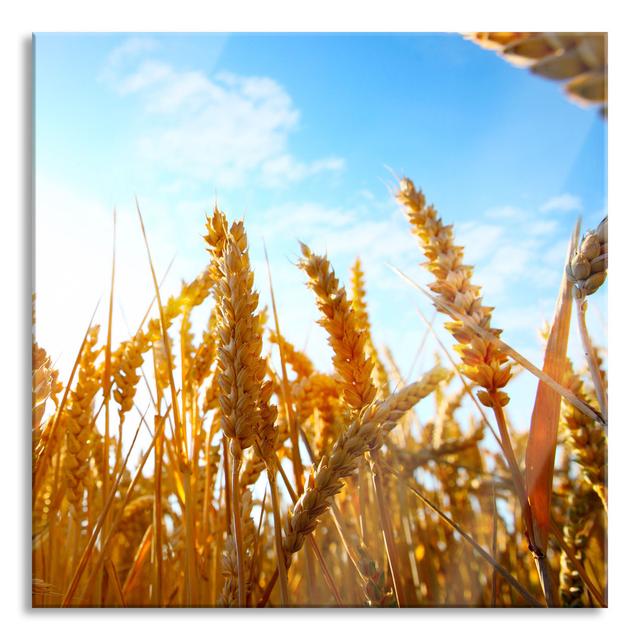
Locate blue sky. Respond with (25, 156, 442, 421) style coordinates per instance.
(34, 33, 607, 433)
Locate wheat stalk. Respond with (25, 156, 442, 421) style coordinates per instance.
(282, 366, 450, 565)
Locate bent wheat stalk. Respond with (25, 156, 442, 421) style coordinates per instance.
(282, 367, 450, 567)
(391, 264, 604, 426)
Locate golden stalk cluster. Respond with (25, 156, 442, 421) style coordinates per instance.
(32, 180, 607, 608)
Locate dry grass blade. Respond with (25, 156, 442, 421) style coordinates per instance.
(123, 525, 153, 601)
(258, 452, 346, 607)
(369, 451, 408, 606)
(106, 559, 127, 607)
(61, 409, 148, 607)
(102, 210, 117, 503)
(263, 240, 304, 494)
(525, 221, 579, 555)
(135, 199, 185, 463)
(133, 255, 177, 337)
(78, 406, 166, 605)
(33, 298, 101, 497)
(384, 465, 543, 607)
(136, 199, 197, 605)
(491, 481, 498, 607)
(267, 469, 289, 606)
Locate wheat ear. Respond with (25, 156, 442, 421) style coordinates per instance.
(205, 208, 273, 606)
(350, 258, 391, 397)
(561, 363, 607, 509)
(282, 366, 450, 565)
(559, 482, 600, 606)
(65, 325, 102, 516)
(298, 243, 377, 410)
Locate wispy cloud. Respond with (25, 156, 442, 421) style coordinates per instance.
(458, 223, 505, 263)
(117, 60, 172, 95)
(485, 205, 527, 221)
(101, 41, 345, 189)
(540, 193, 582, 213)
(249, 198, 418, 266)
(494, 302, 552, 333)
(101, 36, 159, 84)
(456, 203, 564, 302)
(260, 155, 345, 188)
(475, 244, 534, 297)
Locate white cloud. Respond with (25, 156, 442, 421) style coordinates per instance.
(260, 154, 345, 188)
(540, 193, 582, 213)
(250, 201, 357, 239)
(456, 206, 566, 301)
(248, 199, 420, 275)
(493, 303, 550, 334)
(475, 244, 533, 297)
(528, 219, 559, 236)
(101, 45, 344, 189)
(542, 238, 572, 268)
(457, 223, 504, 263)
(106, 36, 159, 68)
(118, 60, 172, 95)
(485, 205, 526, 221)
(101, 36, 159, 85)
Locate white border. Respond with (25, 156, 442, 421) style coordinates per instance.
(3, 1, 638, 637)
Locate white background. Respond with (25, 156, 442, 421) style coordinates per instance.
(2, 1, 637, 636)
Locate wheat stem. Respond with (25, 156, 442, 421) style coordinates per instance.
(267, 469, 290, 606)
(230, 449, 246, 607)
(369, 450, 407, 606)
(576, 298, 608, 426)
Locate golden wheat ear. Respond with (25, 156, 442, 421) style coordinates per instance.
(297, 243, 377, 411)
(467, 32, 607, 115)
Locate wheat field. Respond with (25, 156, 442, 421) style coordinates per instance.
(31, 174, 607, 608)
